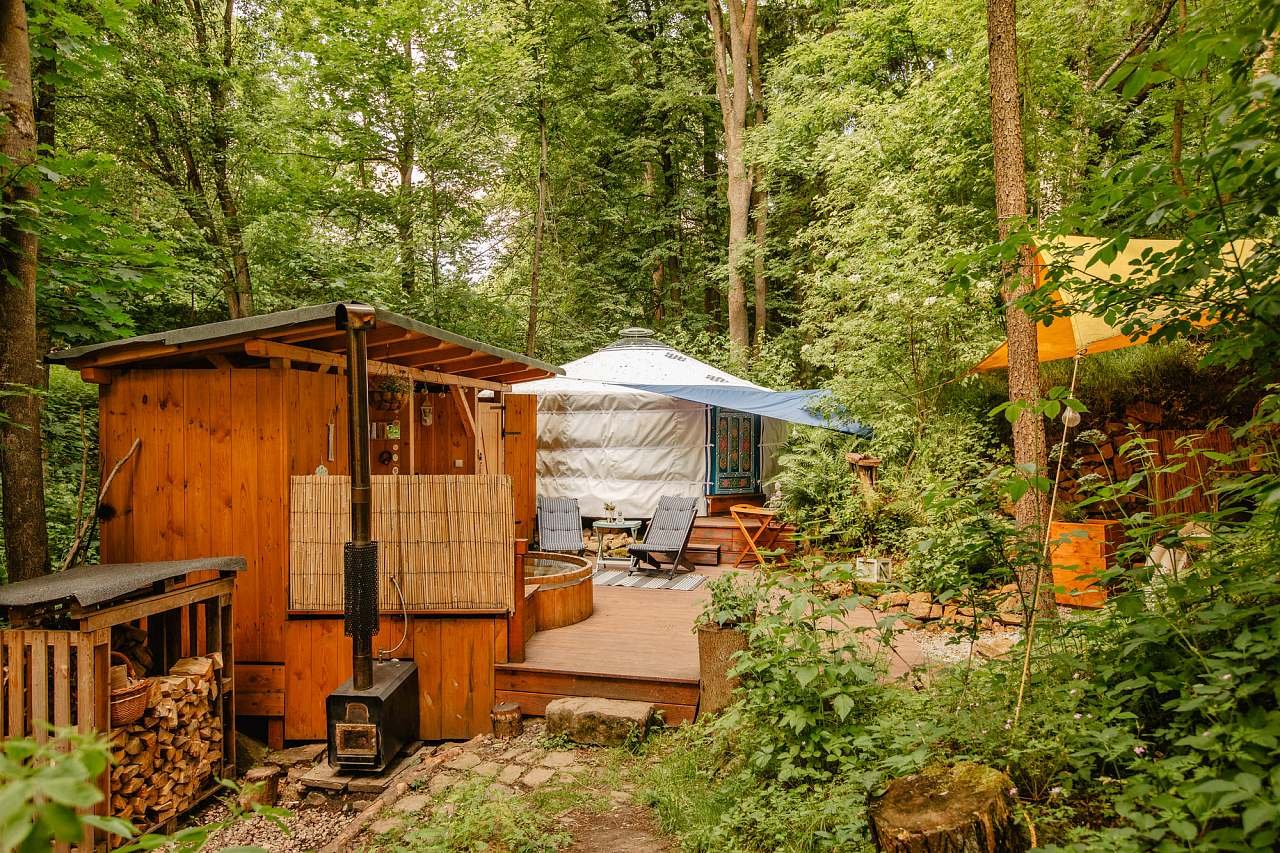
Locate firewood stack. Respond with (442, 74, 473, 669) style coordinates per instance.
(109, 653, 225, 825)
(1056, 402, 1166, 511)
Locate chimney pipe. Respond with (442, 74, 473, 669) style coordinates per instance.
(338, 304, 378, 690)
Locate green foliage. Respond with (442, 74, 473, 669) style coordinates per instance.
(725, 563, 893, 784)
(697, 573, 759, 628)
(372, 778, 570, 852)
(41, 367, 99, 567)
(0, 728, 280, 853)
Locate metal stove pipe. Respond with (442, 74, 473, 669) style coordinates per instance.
(338, 304, 378, 690)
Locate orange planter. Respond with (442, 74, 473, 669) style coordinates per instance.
(1048, 520, 1125, 608)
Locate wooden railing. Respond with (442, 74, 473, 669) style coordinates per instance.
(288, 474, 515, 612)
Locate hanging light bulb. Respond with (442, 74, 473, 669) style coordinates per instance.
(1062, 407, 1082, 428)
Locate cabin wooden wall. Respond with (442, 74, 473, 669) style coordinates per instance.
(413, 388, 477, 475)
(99, 368, 348, 664)
(503, 395, 537, 542)
(97, 365, 528, 743)
(283, 615, 506, 741)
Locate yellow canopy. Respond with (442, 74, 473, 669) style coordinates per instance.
(975, 235, 1248, 371)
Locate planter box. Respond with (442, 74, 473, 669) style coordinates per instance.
(1048, 520, 1125, 609)
(696, 623, 748, 717)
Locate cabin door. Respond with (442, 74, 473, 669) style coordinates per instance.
(709, 407, 760, 495)
(478, 402, 504, 475)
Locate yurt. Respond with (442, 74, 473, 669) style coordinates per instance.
(515, 328, 862, 518)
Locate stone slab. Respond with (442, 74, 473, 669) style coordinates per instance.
(545, 697, 654, 747)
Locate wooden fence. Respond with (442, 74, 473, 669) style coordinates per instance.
(289, 475, 515, 612)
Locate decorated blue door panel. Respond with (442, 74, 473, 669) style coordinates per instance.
(710, 408, 759, 494)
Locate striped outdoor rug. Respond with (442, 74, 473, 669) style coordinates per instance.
(591, 569, 708, 591)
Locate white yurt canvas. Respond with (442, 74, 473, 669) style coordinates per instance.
(516, 329, 791, 519)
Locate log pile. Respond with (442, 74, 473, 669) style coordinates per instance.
(109, 653, 225, 825)
(1056, 404, 1235, 517)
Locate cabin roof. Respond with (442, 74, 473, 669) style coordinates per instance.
(46, 302, 561, 387)
(0, 557, 245, 609)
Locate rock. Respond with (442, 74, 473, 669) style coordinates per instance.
(299, 761, 350, 792)
(521, 767, 556, 788)
(927, 604, 944, 620)
(444, 752, 482, 771)
(1125, 402, 1163, 425)
(610, 790, 632, 804)
(235, 732, 270, 777)
(472, 761, 502, 778)
(906, 592, 933, 620)
(540, 750, 579, 768)
(486, 783, 516, 799)
(304, 791, 327, 807)
(497, 764, 525, 785)
(428, 772, 458, 794)
(461, 734, 489, 751)
(887, 592, 910, 607)
(369, 817, 401, 835)
(267, 742, 327, 767)
(545, 697, 653, 747)
(393, 793, 430, 815)
(975, 636, 1017, 659)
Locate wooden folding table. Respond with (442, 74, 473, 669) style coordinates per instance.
(731, 504, 789, 567)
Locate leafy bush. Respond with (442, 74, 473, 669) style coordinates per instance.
(375, 778, 570, 852)
(0, 728, 280, 852)
(697, 573, 759, 628)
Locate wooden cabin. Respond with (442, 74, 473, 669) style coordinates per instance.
(48, 303, 558, 747)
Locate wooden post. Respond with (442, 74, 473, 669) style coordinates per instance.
(508, 540, 528, 663)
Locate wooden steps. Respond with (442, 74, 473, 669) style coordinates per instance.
(494, 666, 699, 725)
(690, 514, 796, 564)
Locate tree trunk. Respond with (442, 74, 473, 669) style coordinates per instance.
(397, 152, 416, 295)
(708, 0, 759, 367)
(398, 31, 417, 296)
(192, 0, 253, 317)
(0, 0, 50, 581)
(751, 186, 767, 348)
(869, 763, 1028, 853)
(986, 0, 1051, 613)
(428, 164, 441, 301)
(749, 27, 767, 349)
(701, 109, 721, 326)
(526, 99, 548, 357)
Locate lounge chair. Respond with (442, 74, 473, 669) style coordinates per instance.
(536, 496, 585, 554)
(628, 496, 700, 578)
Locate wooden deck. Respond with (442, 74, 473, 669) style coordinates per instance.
(495, 566, 734, 724)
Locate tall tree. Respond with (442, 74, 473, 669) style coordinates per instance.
(986, 0, 1051, 610)
(94, 0, 256, 318)
(707, 0, 760, 364)
(0, 0, 50, 580)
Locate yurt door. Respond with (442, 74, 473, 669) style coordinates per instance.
(709, 408, 760, 495)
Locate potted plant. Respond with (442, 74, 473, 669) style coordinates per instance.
(695, 574, 758, 716)
(371, 375, 412, 412)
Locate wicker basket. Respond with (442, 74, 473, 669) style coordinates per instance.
(109, 652, 149, 727)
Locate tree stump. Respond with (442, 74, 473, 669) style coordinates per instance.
(869, 763, 1027, 853)
(697, 623, 749, 716)
(491, 702, 523, 739)
(239, 766, 282, 809)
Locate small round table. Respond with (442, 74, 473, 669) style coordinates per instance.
(592, 519, 643, 571)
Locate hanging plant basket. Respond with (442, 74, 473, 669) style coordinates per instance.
(371, 376, 412, 412)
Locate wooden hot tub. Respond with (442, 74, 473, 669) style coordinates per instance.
(524, 552, 594, 630)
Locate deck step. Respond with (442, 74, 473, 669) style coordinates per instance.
(495, 666, 699, 725)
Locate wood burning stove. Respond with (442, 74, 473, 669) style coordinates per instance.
(326, 305, 419, 772)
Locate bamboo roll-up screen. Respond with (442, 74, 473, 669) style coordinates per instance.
(289, 474, 516, 611)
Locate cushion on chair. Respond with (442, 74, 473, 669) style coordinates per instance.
(537, 496, 584, 552)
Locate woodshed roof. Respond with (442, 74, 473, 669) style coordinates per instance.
(46, 302, 561, 390)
